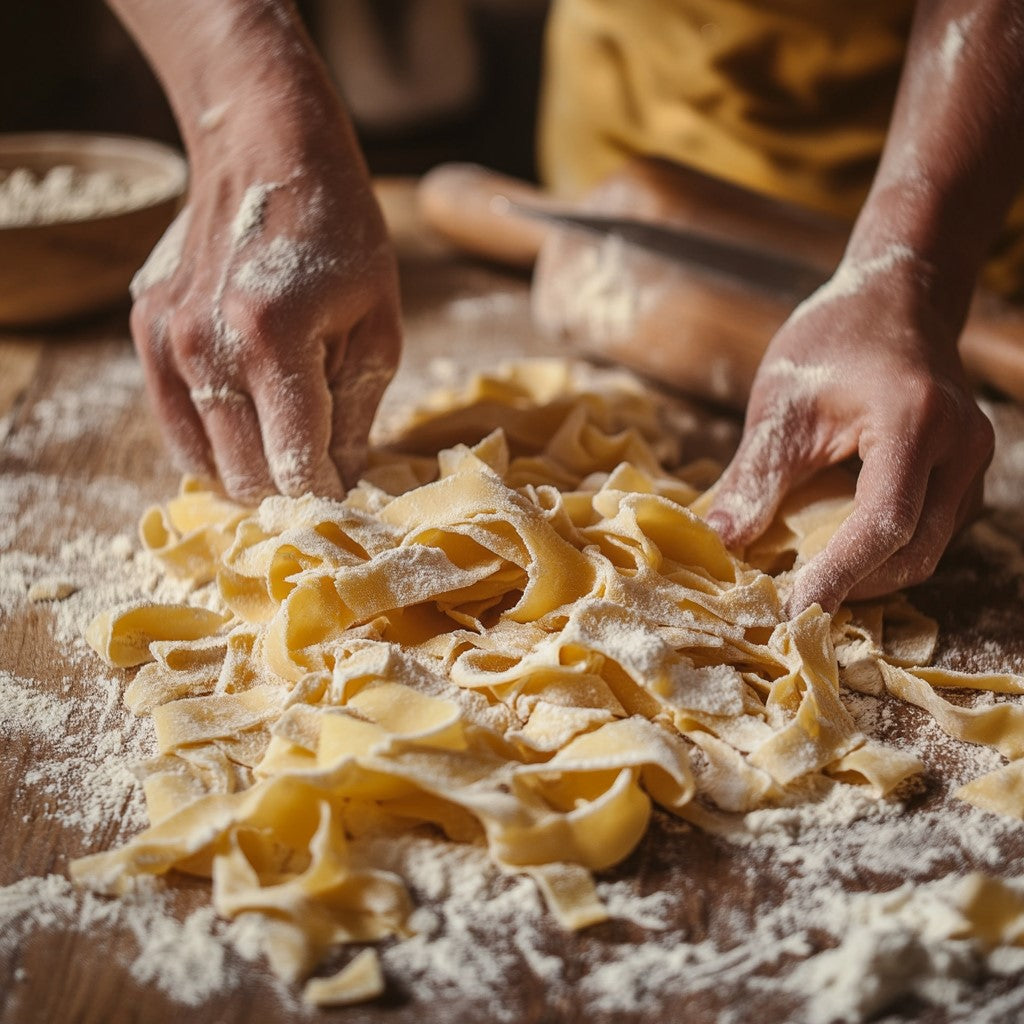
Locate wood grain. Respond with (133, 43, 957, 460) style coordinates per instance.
(3, 182, 1024, 1024)
(0, 338, 43, 421)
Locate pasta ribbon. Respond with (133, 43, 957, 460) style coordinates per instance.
(74, 359, 1024, 999)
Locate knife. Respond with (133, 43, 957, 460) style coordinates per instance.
(492, 195, 830, 301)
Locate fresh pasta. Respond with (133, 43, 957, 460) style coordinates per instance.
(73, 359, 1024, 1003)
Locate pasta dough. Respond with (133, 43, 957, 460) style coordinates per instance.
(72, 359, 1024, 1001)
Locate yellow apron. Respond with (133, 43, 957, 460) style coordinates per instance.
(538, 0, 1024, 295)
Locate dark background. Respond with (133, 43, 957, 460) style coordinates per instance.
(0, 0, 548, 181)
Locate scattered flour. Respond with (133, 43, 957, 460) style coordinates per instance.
(0, 874, 270, 1009)
(6, 344, 1024, 1021)
(533, 235, 663, 345)
(446, 291, 523, 322)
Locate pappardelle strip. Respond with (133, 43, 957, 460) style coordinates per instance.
(75, 360, 1024, 1003)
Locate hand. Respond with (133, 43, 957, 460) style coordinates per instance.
(705, 248, 994, 614)
(129, 79, 400, 503)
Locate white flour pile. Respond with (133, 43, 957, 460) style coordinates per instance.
(0, 165, 176, 228)
(4, 346, 1024, 1021)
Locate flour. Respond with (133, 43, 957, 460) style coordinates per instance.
(230, 182, 279, 249)
(764, 357, 835, 393)
(8, 344, 1024, 1020)
(0, 350, 189, 843)
(0, 165, 177, 228)
(534, 235, 661, 345)
(3, 349, 143, 464)
(789, 918, 976, 1024)
(0, 670, 74, 740)
(939, 14, 976, 82)
(189, 384, 245, 406)
(0, 345, 255, 1004)
(0, 874, 273, 1009)
(233, 235, 334, 298)
(198, 102, 230, 132)
(447, 291, 523, 322)
(791, 245, 918, 323)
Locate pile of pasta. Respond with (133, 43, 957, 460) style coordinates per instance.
(76, 360, 1024, 1005)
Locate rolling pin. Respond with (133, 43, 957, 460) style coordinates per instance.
(418, 162, 1024, 408)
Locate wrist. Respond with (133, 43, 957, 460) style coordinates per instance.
(146, 3, 351, 161)
(843, 184, 978, 339)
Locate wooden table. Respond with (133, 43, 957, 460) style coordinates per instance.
(4, 181, 1024, 1024)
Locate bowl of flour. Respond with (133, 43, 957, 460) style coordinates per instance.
(0, 133, 187, 328)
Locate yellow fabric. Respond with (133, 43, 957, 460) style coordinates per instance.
(538, 0, 1024, 295)
(539, 0, 913, 218)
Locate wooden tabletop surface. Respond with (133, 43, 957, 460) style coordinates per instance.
(4, 181, 1024, 1024)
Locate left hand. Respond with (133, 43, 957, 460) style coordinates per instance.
(705, 248, 994, 614)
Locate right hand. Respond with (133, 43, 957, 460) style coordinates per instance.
(705, 249, 993, 614)
(131, 96, 401, 503)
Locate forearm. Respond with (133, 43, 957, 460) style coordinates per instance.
(107, 0, 362, 170)
(108, 0, 400, 501)
(847, 0, 1024, 331)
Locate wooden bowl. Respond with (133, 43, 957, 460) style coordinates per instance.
(0, 133, 187, 329)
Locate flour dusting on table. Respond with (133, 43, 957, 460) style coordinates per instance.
(4, 346, 1024, 1022)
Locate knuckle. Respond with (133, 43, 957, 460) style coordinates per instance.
(900, 382, 953, 435)
(167, 309, 212, 362)
(129, 300, 161, 352)
(372, 318, 403, 366)
(221, 291, 282, 342)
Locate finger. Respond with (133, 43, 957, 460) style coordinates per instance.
(845, 461, 967, 601)
(705, 403, 816, 548)
(130, 304, 213, 477)
(789, 438, 934, 614)
(847, 448, 988, 601)
(248, 359, 344, 500)
(950, 418, 992, 535)
(329, 303, 402, 488)
(954, 460, 988, 533)
(190, 386, 274, 503)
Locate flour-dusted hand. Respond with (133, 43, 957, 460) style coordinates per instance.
(705, 249, 993, 614)
(707, 0, 1024, 613)
(130, 147, 400, 501)
(110, 0, 401, 502)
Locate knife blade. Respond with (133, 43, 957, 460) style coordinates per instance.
(494, 196, 830, 300)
